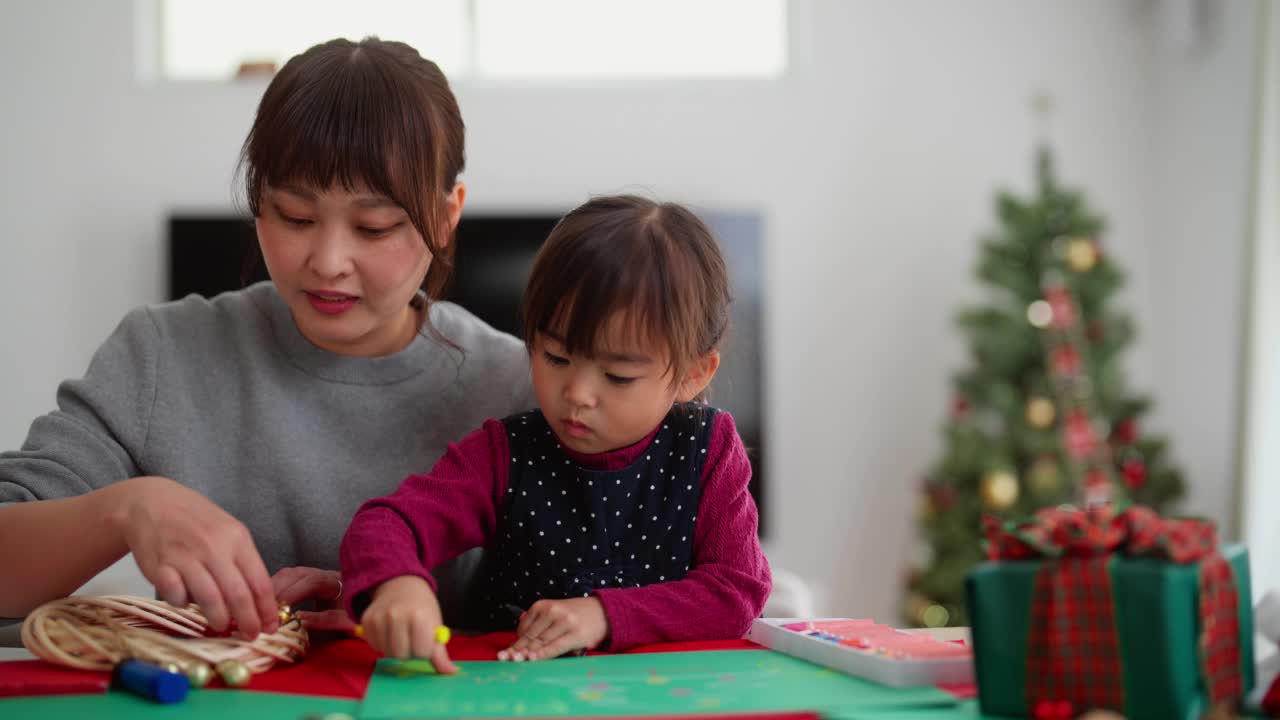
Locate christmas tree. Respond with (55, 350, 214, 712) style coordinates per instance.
(904, 147, 1185, 628)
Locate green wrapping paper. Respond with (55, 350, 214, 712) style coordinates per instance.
(966, 544, 1253, 720)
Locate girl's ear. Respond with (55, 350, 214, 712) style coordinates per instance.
(442, 181, 467, 244)
(676, 350, 721, 402)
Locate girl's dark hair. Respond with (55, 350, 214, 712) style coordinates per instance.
(522, 195, 731, 385)
(237, 36, 465, 306)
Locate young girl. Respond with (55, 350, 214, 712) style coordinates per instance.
(340, 195, 770, 670)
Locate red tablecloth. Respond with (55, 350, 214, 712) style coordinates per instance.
(0, 632, 765, 700)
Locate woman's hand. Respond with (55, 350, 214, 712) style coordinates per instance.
(361, 575, 457, 674)
(108, 476, 279, 638)
(499, 597, 608, 661)
(271, 566, 355, 632)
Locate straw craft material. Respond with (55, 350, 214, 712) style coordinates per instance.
(21, 595, 308, 680)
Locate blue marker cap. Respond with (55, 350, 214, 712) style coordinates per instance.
(113, 659, 190, 704)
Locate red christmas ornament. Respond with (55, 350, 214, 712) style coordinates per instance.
(1123, 458, 1147, 490)
(1044, 287, 1076, 329)
(1064, 411, 1097, 458)
(952, 395, 970, 418)
(930, 484, 957, 511)
(1112, 417, 1138, 445)
(1051, 345, 1081, 376)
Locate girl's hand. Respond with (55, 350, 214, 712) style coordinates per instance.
(499, 597, 608, 661)
(271, 566, 355, 632)
(109, 476, 279, 639)
(361, 575, 458, 674)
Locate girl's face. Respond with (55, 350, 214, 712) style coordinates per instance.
(531, 313, 719, 454)
(256, 182, 464, 357)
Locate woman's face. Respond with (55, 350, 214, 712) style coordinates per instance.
(256, 181, 464, 357)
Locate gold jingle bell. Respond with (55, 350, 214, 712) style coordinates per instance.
(185, 662, 213, 688)
(216, 659, 252, 687)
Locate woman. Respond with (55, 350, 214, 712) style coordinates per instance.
(0, 37, 534, 639)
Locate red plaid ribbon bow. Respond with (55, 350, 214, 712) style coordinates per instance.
(983, 504, 1242, 715)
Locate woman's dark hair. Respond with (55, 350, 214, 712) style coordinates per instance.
(238, 36, 465, 311)
(522, 195, 731, 385)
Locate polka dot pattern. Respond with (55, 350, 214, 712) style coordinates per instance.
(475, 404, 717, 628)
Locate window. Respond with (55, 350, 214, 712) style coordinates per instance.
(159, 0, 471, 79)
(156, 0, 786, 81)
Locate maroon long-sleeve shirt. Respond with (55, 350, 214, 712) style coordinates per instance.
(340, 411, 771, 649)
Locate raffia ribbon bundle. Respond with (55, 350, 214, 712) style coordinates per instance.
(21, 595, 307, 687)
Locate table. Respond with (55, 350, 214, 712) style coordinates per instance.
(0, 630, 977, 719)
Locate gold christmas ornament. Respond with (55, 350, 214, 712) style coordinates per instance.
(922, 604, 950, 628)
(906, 593, 933, 627)
(1067, 237, 1098, 272)
(1025, 396, 1056, 429)
(1028, 456, 1061, 496)
(1027, 300, 1053, 328)
(980, 470, 1020, 510)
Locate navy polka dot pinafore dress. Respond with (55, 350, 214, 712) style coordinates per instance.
(471, 402, 718, 629)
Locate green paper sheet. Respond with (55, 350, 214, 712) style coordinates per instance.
(0, 689, 358, 720)
(360, 649, 957, 719)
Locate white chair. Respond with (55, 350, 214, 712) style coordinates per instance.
(762, 566, 815, 619)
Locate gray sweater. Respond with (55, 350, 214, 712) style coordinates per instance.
(0, 282, 535, 574)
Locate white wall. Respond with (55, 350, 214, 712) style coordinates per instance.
(0, 0, 1260, 620)
(1143, 0, 1261, 544)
